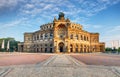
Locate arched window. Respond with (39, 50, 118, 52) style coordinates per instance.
(34, 36, 36, 41)
(70, 44, 72, 48)
(37, 44, 39, 47)
(87, 37, 88, 41)
(33, 44, 35, 48)
(45, 33, 48, 39)
(76, 44, 78, 52)
(84, 36, 86, 41)
(50, 44, 53, 47)
(57, 24, 66, 38)
(81, 35, 83, 40)
(70, 34, 73, 39)
(45, 48, 47, 52)
(40, 34, 43, 39)
(50, 33, 53, 39)
(45, 44, 47, 46)
(28, 38, 30, 41)
(37, 35, 39, 40)
(76, 34, 78, 40)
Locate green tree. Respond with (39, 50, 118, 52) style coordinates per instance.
(105, 47, 112, 53)
(118, 47, 120, 54)
(0, 37, 20, 52)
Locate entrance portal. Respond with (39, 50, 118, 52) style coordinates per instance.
(59, 42, 64, 52)
(60, 47, 63, 52)
(70, 44, 73, 52)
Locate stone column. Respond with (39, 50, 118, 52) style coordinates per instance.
(43, 33, 45, 40)
(67, 42, 70, 53)
(56, 46, 59, 53)
(82, 45, 84, 53)
(88, 45, 89, 52)
(52, 47, 54, 53)
(53, 23, 58, 38)
(54, 41, 59, 53)
(65, 41, 67, 53)
(73, 44, 75, 53)
(78, 44, 80, 53)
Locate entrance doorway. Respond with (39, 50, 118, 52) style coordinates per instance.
(60, 47, 63, 52)
(59, 42, 64, 52)
(45, 48, 47, 53)
(37, 48, 39, 52)
(70, 44, 73, 52)
(50, 48, 52, 53)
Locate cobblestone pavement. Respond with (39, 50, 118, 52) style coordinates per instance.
(71, 53, 120, 66)
(0, 54, 120, 77)
(0, 53, 51, 66)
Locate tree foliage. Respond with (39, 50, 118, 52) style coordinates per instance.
(0, 37, 20, 52)
(105, 47, 112, 51)
(118, 47, 120, 53)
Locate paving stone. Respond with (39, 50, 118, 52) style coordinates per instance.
(0, 54, 120, 77)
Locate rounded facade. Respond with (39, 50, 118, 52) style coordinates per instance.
(18, 13, 105, 53)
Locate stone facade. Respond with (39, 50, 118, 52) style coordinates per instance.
(18, 12, 105, 53)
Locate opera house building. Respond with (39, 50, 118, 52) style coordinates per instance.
(18, 12, 105, 53)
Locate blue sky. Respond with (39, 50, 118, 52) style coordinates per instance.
(0, 0, 120, 47)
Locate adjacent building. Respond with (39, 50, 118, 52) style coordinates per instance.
(18, 12, 105, 53)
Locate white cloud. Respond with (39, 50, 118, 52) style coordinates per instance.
(0, 20, 22, 28)
(43, 4, 53, 10)
(81, 24, 103, 30)
(86, 24, 120, 47)
(100, 25, 120, 44)
(18, 0, 120, 19)
(0, 0, 120, 42)
(0, 0, 25, 10)
(0, 18, 29, 29)
(107, 26, 120, 32)
(0, 17, 39, 40)
(0, 0, 17, 8)
(1, 0, 120, 17)
(25, 4, 34, 9)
